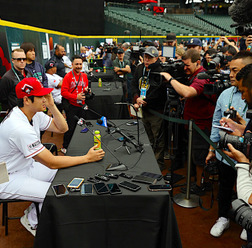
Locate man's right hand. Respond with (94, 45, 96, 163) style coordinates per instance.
(86, 146, 105, 162)
(77, 92, 86, 101)
(205, 150, 216, 164)
(219, 117, 245, 136)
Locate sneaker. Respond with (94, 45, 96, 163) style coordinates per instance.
(20, 212, 36, 236)
(210, 217, 230, 237)
(60, 148, 67, 154)
(240, 228, 247, 241)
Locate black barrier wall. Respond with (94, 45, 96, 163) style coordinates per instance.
(0, 0, 104, 35)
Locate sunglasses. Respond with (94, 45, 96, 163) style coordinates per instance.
(12, 58, 27, 61)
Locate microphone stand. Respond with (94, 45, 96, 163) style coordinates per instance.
(114, 102, 143, 153)
(75, 116, 128, 171)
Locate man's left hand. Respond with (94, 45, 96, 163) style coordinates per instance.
(223, 143, 249, 163)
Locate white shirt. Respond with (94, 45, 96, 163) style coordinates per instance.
(62, 55, 72, 73)
(46, 73, 62, 104)
(0, 107, 52, 173)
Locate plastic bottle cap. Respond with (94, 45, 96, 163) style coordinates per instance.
(94, 130, 100, 134)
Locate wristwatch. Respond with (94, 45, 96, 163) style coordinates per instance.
(168, 77, 174, 84)
(209, 149, 215, 152)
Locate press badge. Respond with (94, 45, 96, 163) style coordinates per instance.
(140, 88, 147, 99)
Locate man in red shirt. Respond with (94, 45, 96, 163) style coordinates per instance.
(61, 55, 89, 153)
(162, 49, 216, 187)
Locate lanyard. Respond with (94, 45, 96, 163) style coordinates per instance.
(72, 70, 83, 93)
(12, 68, 22, 82)
(228, 87, 247, 117)
(119, 60, 124, 68)
(141, 67, 151, 86)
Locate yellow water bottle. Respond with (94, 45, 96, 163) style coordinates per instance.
(103, 66, 106, 73)
(94, 130, 101, 150)
(98, 78, 102, 87)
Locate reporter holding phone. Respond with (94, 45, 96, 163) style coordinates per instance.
(0, 77, 105, 236)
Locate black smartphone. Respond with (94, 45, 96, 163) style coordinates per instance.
(118, 181, 141, 192)
(52, 184, 69, 197)
(104, 172, 119, 179)
(95, 173, 110, 182)
(141, 172, 163, 181)
(81, 183, 93, 195)
(87, 177, 100, 183)
(93, 182, 110, 195)
(107, 183, 122, 195)
(148, 184, 172, 192)
(119, 172, 133, 179)
(132, 175, 157, 184)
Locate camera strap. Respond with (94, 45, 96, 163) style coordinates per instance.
(72, 70, 83, 93)
(198, 170, 215, 211)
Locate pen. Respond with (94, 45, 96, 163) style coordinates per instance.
(222, 114, 230, 127)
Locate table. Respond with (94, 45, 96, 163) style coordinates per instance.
(85, 81, 129, 119)
(88, 69, 115, 82)
(34, 120, 182, 248)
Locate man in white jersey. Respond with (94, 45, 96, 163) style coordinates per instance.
(45, 60, 63, 112)
(0, 77, 105, 236)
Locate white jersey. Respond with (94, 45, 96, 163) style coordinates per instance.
(46, 73, 62, 104)
(0, 107, 52, 174)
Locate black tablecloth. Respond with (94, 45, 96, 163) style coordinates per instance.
(85, 82, 129, 120)
(89, 69, 115, 82)
(34, 120, 182, 248)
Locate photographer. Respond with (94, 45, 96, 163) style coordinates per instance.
(205, 52, 252, 239)
(213, 36, 239, 53)
(221, 63, 252, 247)
(131, 46, 167, 171)
(161, 49, 216, 190)
(61, 55, 90, 154)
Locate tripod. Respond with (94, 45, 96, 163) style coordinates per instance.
(114, 137, 132, 155)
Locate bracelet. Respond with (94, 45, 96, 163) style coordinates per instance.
(168, 77, 174, 84)
(209, 149, 215, 152)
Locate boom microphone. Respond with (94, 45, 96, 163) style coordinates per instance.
(229, 0, 252, 25)
(74, 116, 128, 171)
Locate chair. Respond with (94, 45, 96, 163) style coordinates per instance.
(0, 144, 56, 235)
(0, 199, 40, 235)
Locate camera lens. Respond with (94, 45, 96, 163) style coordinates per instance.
(219, 131, 244, 151)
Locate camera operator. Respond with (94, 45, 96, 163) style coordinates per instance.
(131, 46, 167, 171)
(102, 44, 113, 68)
(221, 63, 252, 247)
(161, 49, 216, 189)
(205, 51, 252, 239)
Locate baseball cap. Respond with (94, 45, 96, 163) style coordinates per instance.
(187, 38, 202, 47)
(166, 33, 176, 42)
(45, 60, 57, 71)
(117, 48, 124, 54)
(144, 46, 159, 58)
(80, 53, 87, 58)
(16, 77, 53, 99)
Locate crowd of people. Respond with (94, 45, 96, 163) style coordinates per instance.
(1, 33, 252, 248)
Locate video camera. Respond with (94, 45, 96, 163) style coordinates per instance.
(198, 70, 231, 95)
(235, 23, 252, 36)
(103, 44, 114, 54)
(207, 52, 233, 70)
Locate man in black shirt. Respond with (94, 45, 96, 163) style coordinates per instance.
(51, 44, 66, 78)
(131, 46, 167, 170)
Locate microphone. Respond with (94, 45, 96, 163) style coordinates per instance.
(74, 116, 128, 171)
(114, 102, 142, 153)
(97, 116, 113, 133)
